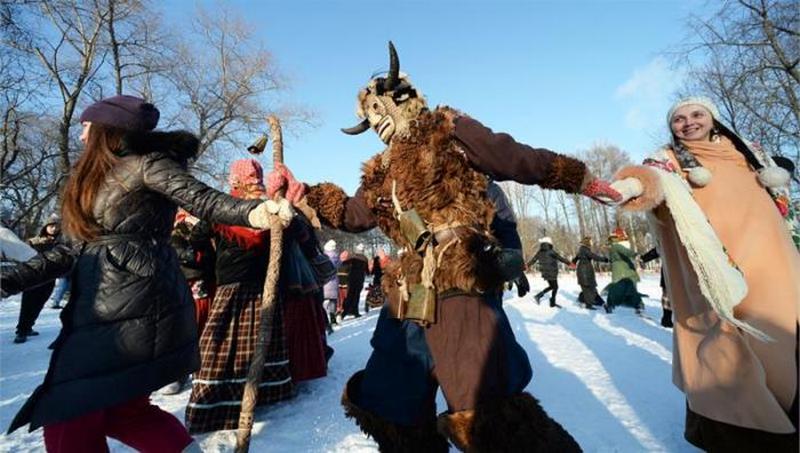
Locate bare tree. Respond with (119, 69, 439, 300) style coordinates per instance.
(676, 0, 799, 171)
(163, 5, 314, 180)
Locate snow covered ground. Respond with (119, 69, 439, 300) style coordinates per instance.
(0, 273, 700, 452)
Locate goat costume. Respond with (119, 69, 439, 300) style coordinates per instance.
(302, 43, 616, 451)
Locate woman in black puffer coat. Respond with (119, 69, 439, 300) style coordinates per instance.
(526, 237, 571, 308)
(0, 95, 282, 452)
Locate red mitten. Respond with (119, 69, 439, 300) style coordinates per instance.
(266, 168, 286, 198)
(275, 163, 305, 204)
(582, 178, 622, 204)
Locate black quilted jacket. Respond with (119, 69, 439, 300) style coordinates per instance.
(2, 130, 260, 433)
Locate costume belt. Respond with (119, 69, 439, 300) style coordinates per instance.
(390, 180, 484, 326)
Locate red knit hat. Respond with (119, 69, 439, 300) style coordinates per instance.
(228, 159, 264, 189)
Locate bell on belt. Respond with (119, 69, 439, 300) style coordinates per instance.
(247, 134, 268, 155)
(398, 209, 431, 253)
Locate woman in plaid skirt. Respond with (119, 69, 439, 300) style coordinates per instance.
(185, 159, 327, 434)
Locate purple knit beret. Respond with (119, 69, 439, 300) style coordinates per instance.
(79, 95, 160, 131)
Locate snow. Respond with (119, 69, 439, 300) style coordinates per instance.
(0, 273, 701, 452)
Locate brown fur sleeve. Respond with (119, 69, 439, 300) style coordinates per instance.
(614, 165, 664, 212)
(305, 183, 376, 232)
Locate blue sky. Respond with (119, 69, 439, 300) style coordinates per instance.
(165, 0, 703, 193)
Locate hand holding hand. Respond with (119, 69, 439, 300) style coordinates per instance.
(582, 178, 623, 205)
(609, 178, 644, 205)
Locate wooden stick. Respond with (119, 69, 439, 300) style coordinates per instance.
(236, 115, 285, 453)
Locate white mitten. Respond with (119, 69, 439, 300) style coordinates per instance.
(248, 199, 295, 229)
(609, 178, 644, 204)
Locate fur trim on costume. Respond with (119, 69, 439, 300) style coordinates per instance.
(543, 155, 588, 194)
(757, 166, 791, 189)
(437, 410, 474, 451)
(119, 130, 199, 162)
(360, 107, 501, 294)
(437, 392, 581, 452)
(306, 183, 348, 229)
(614, 166, 665, 212)
(687, 167, 712, 187)
(341, 371, 449, 453)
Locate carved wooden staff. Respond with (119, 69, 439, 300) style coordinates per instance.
(236, 115, 284, 453)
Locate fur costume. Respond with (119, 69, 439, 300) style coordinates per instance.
(304, 42, 584, 452)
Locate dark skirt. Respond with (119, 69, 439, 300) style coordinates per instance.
(606, 278, 642, 309)
(283, 292, 328, 382)
(685, 400, 798, 452)
(185, 281, 294, 434)
(365, 284, 385, 308)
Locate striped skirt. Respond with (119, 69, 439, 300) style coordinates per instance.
(185, 281, 295, 434)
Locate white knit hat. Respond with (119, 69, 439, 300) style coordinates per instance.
(323, 239, 336, 252)
(538, 237, 552, 245)
(667, 96, 719, 125)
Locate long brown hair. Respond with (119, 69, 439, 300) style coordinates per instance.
(61, 123, 126, 241)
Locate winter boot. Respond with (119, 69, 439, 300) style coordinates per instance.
(603, 303, 613, 314)
(437, 392, 582, 452)
(13, 333, 26, 344)
(342, 371, 449, 452)
(660, 309, 673, 328)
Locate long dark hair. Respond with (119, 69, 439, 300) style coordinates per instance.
(61, 123, 125, 241)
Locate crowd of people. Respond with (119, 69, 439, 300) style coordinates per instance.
(0, 41, 796, 453)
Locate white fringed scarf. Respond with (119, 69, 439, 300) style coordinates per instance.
(646, 149, 772, 341)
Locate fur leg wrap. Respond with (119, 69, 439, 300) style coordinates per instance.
(437, 392, 582, 452)
(341, 371, 449, 453)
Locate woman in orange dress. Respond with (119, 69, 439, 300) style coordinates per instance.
(611, 97, 798, 451)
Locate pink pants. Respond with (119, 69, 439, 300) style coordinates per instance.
(43, 395, 193, 453)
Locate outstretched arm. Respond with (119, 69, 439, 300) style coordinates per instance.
(305, 183, 376, 233)
(1, 243, 77, 297)
(452, 116, 620, 203)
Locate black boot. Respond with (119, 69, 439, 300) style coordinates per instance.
(661, 309, 673, 328)
(342, 371, 449, 452)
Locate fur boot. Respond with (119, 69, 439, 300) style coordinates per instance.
(437, 392, 582, 452)
(341, 371, 449, 452)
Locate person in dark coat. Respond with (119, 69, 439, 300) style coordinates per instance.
(527, 237, 571, 308)
(14, 213, 62, 344)
(640, 247, 672, 327)
(487, 180, 529, 298)
(572, 236, 609, 310)
(342, 244, 369, 318)
(0, 95, 288, 452)
(364, 254, 384, 312)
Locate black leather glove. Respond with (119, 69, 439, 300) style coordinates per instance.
(513, 274, 530, 297)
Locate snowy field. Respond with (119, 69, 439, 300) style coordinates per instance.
(0, 273, 700, 452)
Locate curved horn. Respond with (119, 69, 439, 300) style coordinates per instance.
(341, 119, 371, 135)
(383, 41, 399, 91)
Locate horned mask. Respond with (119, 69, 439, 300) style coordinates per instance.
(341, 42, 427, 144)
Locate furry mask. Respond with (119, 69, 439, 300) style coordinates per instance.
(342, 42, 427, 144)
